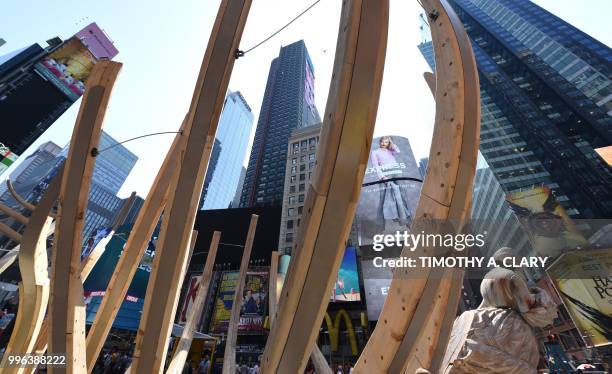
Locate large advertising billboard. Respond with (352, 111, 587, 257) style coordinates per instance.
(506, 186, 587, 258)
(178, 275, 201, 325)
(356, 135, 422, 246)
(330, 246, 361, 302)
(34, 37, 98, 101)
(0, 143, 18, 176)
(84, 224, 155, 331)
(361, 259, 393, 321)
(209, 270, 269, 334)
(547, 249, 612, 347)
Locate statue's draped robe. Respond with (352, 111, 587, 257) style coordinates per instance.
(440, 267, 557, 374)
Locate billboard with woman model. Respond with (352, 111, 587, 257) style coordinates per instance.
(356, 135, 422, 246)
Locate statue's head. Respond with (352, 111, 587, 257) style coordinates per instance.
(492, 247, 516, 269)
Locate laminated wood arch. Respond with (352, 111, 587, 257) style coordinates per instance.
(355, 0, 480, 372)
(261, 0, 389, 372)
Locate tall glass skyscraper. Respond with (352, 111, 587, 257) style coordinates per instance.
(200, 91, 254, 210)
(240, 40, 321, 207)
(421, 0, 612, 220)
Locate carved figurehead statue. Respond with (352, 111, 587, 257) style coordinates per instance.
(439, 247, 558, 374)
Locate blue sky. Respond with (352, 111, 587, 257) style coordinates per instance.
(1, 0, 610, 198)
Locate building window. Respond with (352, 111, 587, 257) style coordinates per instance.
(309, 153, 316, 161)
(287, 220, 294, 229)
(300, 174, 306, 181)
(300, 155, 306, 163)
(291, 158, 297, 165)
(285, 233, 294, 243)
(290, 185, 296, 193)
(289, 196, 296, 204)
(299, 183, 305, 192)
(298, 194, 304, 203)
(298, 206, 303, 214)
(300, 164, 306, 172)
(288, 208, 295, 216)
(301, 140, 307, 148)
(291, 166, 296, 174)
(290, 175, 296, 183)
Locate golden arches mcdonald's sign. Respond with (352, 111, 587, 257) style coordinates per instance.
(323, 309, 358, 356)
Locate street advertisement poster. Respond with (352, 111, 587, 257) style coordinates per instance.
(506, 186, 587, 258)
(178, 275, 201, 325)
(330, 246, 361, 302)
(361, 259, 394, 321)
(209, 271, 269, 334)
(547, 249, 612, 347)
(0, 142, 18, 176)
(356, 135, 422, 246)
(34, 37, 97, 101)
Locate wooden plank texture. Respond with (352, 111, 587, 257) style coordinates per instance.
(165, 231, 221, 374)
(354, 0, 480, 371)
(222, 215, 258, 374)
(131, 2, 251, 371)
(47, 60, 122, 374)
(260, 0, 389, 372)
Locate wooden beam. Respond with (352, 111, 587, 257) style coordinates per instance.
(6, 179, 36, 212)
(268, 251, 279, 326)
(48, 60, 122, 374)
(260, 1, 388, 372)
(130, 0, 251, 372)
(166, 231, 221, 374)
(222, 215, 258, 374)
(0, 246, 19, 274)
(85, 123, 185, 373)
(0, 203, 29, 225)
(0, 166, 63, 373)
(354, 0, 480, 371)
(0, 222, 21, 243)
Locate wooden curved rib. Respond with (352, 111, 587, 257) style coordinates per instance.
(6, 179, 36, 212)
(0, 222, 21, 242)
(48, 60, 122, 373)
(130, 1, 251, 372)
(260, 0, 389, 372)
(0, 203, 29, 225)
(354, 0, 480, 372)
(0, 166, 62, 373)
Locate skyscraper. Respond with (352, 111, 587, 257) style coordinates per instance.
(0, 23, 118, 175)
(240, 40, 321, 207)
(200, 91, 254, 210)
(278, 123, 321, 254)
(419, 0, 612, 221)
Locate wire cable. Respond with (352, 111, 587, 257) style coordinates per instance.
(236, 0, 322, 58)
(92, 131, 182, 156)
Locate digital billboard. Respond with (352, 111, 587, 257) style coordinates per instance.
(506, 186, 587, 258)
(547, 249, 612, 347)
(0, 143, 18, 176)
(330, 246, 361, 302)
(361, 259, 393, 321)
(209, 270, 269, 334)
(34, 37, 98, 101)
(356, 135, 422, 246)
(84, 224, 155, 331)
(178, 275, 201, 325)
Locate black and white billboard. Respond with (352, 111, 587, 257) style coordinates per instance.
(356, 135, 422, 246)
